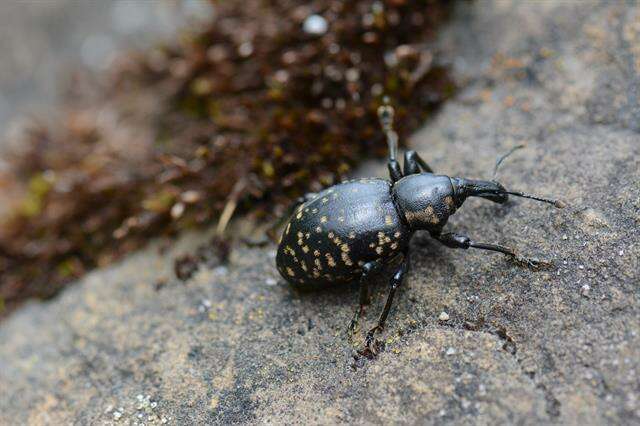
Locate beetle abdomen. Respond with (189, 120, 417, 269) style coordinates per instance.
(276, 178, 410, 286)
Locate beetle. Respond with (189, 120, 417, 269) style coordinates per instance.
(276, 100, 564, 355)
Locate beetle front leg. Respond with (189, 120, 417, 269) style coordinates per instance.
(388, 160, 403, 182)
(432, 231, 550, 268)
(361, 251, 410, 357)
(403, 150, 434, 175)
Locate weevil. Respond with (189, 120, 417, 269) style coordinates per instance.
(276, 100, 564, 355)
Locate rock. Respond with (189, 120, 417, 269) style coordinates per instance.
(1, 1, 639, 424)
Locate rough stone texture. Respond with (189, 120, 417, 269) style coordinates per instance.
(1, 2, 639, 424)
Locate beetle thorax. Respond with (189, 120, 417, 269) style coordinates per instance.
(392, 174, 460, 231)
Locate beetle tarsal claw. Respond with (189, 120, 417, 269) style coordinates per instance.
(357, 327, 385, 358)
(510, 254, 553, 269)
(347, 318, 360, 339)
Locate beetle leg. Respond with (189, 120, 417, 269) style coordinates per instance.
(432, 231, 551, 268)
(266, 193, 317, 243)
(348, 261, 381, 336)
(362, 251, 410, 357)
(388, 160, 403, 182)
(404, 150, 434, 175)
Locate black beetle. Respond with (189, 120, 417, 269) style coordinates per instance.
(276, 100, 563, 355)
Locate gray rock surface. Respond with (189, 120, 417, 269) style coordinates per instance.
(1, 2, 639, 424)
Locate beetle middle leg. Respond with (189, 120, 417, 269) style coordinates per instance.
(362, 251, 410, 356)
(432, 231, 549, 268)
(348, 261, 382, 337)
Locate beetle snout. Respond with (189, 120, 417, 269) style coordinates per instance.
(476, 181, 508, 204)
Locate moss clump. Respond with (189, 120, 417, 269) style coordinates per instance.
(0, 0, 454, 312)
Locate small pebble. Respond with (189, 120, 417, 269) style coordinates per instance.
(619, 250, 624, 256)
(445, 347, 456, 355)
(438, 311, 450, 321)
(581, 284, 590, 297)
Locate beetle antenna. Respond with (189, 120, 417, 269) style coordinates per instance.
(503, 190, 566, 208)
(377, 96, 398, 162)
(493, 144, 525, 178)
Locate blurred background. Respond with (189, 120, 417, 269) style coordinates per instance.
(0, 0, 213, 139)
(0, 0, 452, 312)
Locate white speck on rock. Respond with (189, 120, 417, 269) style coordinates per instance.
(446, 347, 456, 356)
(265, 277, 277, 286)
(581, 284, 590, 297)
(303, 14, 328, 35)
(213, 266, 228, 276)
(438, 311, 450, 321)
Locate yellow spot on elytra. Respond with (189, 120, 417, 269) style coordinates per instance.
(315, 258, 323, 270)
(313, 250, 320, 257)
(391, 242, 398, 250)
(301, 261, 308, 272)
(285, 223, 291, 234)
(320, 216, 328, 223)
(348, 232, 356, 239)
(444, 196, 454, 208)
(286, 267, 295, 277)
(328, 232, 335, 239)
(316, 226, 322, 233)
(325, 254, 336, 267)
(297, 232, 303, 238)
(302, 246, 310, 253)
(297, 239, 304, 246)
(425, 206, 439, 224)
(341, 252, 353, 266)
(369, 243, 376, 248)
(340, 244, 350, 253)
(394, 231, 401, 238)
(296, 212, 303, 219)
(376, 246, 383, 255)
(385, 215, 393, 225)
